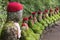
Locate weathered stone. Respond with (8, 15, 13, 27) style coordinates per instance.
(0, 21, 19, 40)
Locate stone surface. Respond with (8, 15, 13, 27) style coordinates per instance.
(0, 21, 19, 40)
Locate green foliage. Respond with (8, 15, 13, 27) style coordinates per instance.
(0, 0, 60, 32)
(0, 0, 59, 29)
(0, 0, 60, 17)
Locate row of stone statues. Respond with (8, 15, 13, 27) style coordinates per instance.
(0, 1, 60, 40)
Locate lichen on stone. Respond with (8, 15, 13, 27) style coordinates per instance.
(0, 21, 19, 40)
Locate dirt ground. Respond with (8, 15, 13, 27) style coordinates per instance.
(41, 21, 60, 40)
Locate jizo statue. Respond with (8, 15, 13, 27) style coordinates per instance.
(0, 2, 23, 40)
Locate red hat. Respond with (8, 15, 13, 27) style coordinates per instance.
(50, 8, 53, 12)
(7, 2, 23, 12)
(21, 23, 29, 29)
(38, 11, 42, 14)
(29, 16, 32, 19)
(32, 12, 36, 15)
(55, 7, 59, 12)
(23, 17, 28, 21)
(45, 9, 48, 13)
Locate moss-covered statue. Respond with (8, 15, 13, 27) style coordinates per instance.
(28, 12, 43, 35)
(21, 17, 39, 40)
(0, 2, 23, 40)
(54, 7, 60, 20)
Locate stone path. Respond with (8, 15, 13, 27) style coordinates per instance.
(41, 21, 60, 40)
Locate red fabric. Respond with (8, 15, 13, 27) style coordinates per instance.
(29, 16, 32, 19)
(23, 17, 28, 21)
(45, 9, 48, 13)
(43, 9, 48, 14)
(32, 12, 36, 15)
(55, 7, 59, 12)
(22, 23, 29, 29)
(7, 2, 23, 12)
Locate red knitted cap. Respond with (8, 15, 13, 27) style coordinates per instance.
(43, 9, 48, 14)
(55, 7, 59, 12)
(32, 12, 36, 15)
(7, 2, 23, 12)
(29, 16, 32, 19)
(23, 17, 28, 21)
(21, 23, 29, 29)
(44, 9, 48, 13)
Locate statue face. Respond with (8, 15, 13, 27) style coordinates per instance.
(33, 16, 37, 23)
(17, 10, 23, 20)
(38, 14, 42, 21)
(7, 10, 23, 22)
(22, 23, 29, 30)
